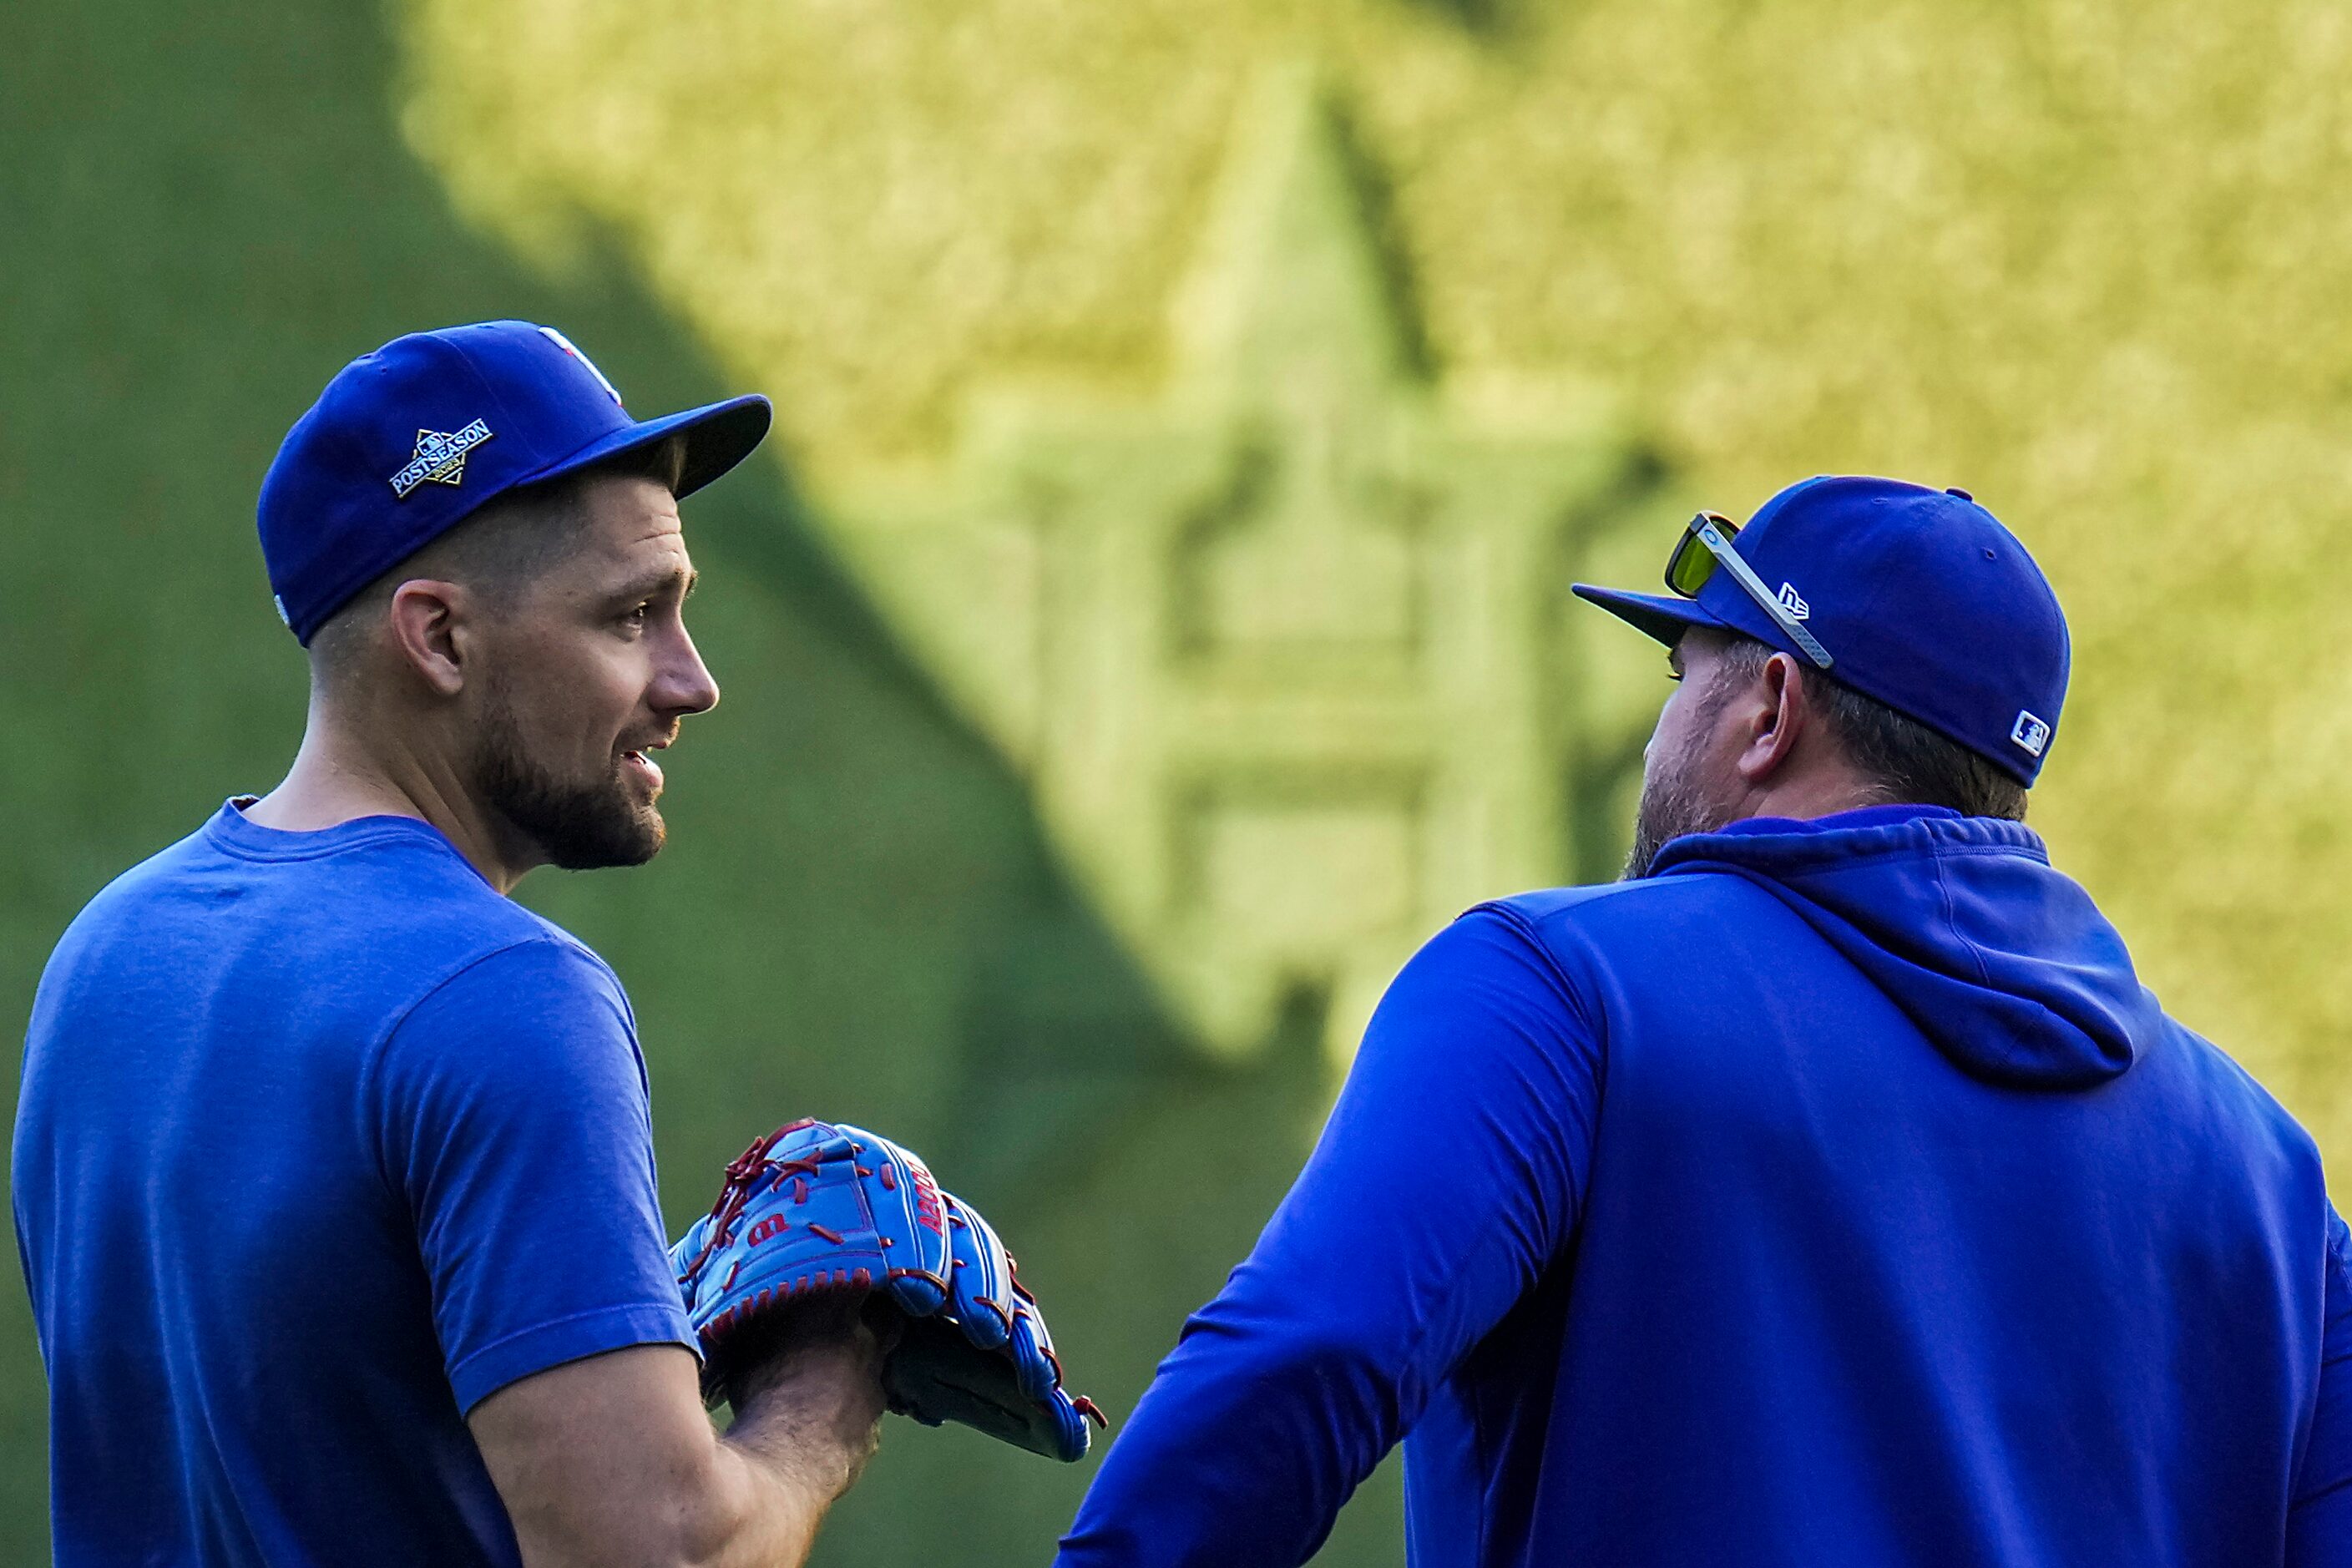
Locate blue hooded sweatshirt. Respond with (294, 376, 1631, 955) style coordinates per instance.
(1055, 807, 2352, 1567)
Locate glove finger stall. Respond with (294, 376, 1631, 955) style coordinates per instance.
(835, 1123, 952, 1317)
(941, 1191, 1014, 1349)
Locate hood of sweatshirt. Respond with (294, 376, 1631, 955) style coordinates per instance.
(1647, 805, 2158, 1090)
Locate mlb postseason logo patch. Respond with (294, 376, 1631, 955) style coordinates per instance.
(2011, 710, 2051, 757)
(390, 419, 493, 499)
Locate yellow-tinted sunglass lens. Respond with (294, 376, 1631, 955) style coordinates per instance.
(1665, 540, 1708, 596)
(1666, 515, 1737, 597)
(1666, 539, 1707, 596)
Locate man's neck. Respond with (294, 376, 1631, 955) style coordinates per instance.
(1730, 764, 1889, 826)
(242, 711, 534, 895)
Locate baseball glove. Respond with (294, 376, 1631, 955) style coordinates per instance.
(670, 1118, 1105, 1462)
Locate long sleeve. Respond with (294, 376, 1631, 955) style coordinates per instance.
(2290, 1205, 2352, 1565)
(1054, 905, 1602, 1568)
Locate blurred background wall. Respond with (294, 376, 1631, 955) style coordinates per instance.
(8, 0, 2352, 1561)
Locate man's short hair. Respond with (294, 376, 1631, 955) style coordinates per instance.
(432, 434, 688, 601)
(307, 435, 686, 680)
(1717, 635, 2028, 821)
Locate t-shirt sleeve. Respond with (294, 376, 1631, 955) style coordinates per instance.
(369, 936, 695, 1414)
(2290, 1203, 2352, 1566)
(1054, 903, 1602, 1568)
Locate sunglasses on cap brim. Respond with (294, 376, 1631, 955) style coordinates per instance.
(1664, 512, 1834, 670)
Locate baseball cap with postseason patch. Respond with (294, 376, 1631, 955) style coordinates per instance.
(256, 320, 771, 645)
(1572, 475, 2071, 786)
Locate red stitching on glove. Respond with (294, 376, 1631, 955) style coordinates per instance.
(679, 1132, 777, 1282)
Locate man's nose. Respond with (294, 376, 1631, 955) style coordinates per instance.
(657, 629, 721, 717)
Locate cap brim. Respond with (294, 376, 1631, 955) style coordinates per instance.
(1570, 583, 1727, 647)
(523, 392, 774, 501)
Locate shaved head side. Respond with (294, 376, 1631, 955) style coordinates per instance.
(306, 436, 686, 690)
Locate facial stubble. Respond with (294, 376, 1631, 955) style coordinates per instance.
(470, 684, 666, 872)
(1621, 670, 1743, 881)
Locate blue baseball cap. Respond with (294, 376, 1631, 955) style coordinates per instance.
(1572, 475, 2071, 785)
(257, 320, 772, 644)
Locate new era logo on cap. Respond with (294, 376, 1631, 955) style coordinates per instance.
(1569, 477, 2071, 786)
(2011, 710, 2051, 757)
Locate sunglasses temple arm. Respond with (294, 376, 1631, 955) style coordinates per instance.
(1700, 527, 1834, 670)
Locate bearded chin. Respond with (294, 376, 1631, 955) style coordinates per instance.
(1621, 749, 1736, 882)
(471, 695, 665, 872)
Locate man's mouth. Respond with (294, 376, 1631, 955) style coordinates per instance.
(620, 736, 671, 791)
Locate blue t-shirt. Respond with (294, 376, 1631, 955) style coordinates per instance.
(13, 802, 696, 1566)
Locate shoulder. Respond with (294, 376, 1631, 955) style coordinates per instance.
(1382, 886, 1742, 1044)
(286, 839, 634, 1044)
(1470, 873, 1776, 969)
(43, 821, 217, 950)
(397, 933, 633, 1048)
(2154, 1017, 2328, 1182)
(368, 934, 649, 1135)
(210, 807, 632, 1017)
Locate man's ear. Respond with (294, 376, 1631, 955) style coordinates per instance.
(386, 579, 472, 697)
(1732, 650, 1809, 785)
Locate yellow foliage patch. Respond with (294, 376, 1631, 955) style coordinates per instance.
(402, 0, 2352, 1171)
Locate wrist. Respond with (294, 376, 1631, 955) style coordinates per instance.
(720, 1300, 888, 1496)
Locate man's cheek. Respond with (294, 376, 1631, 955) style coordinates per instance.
(1642, 691, 1683, 767)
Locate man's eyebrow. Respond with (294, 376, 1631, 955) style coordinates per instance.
(612, 564, 693, 603)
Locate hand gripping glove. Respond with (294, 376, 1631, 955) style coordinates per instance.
(670, 1118, 1106, 1461)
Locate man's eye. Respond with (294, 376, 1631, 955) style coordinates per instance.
(623, 603, 651, 627)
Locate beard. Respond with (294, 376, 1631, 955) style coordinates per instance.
(470, 690, 665, 872)
(1621, 680, 1741, 881)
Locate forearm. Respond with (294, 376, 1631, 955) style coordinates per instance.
(680, 1343, 884, 1568)
(475, 1330, 884, 1568)
(1056, 1297, 1399, 1568)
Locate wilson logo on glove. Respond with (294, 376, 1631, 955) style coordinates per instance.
(907, 1162, 946, 1237)
(670, 1117, 1106, 1462)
